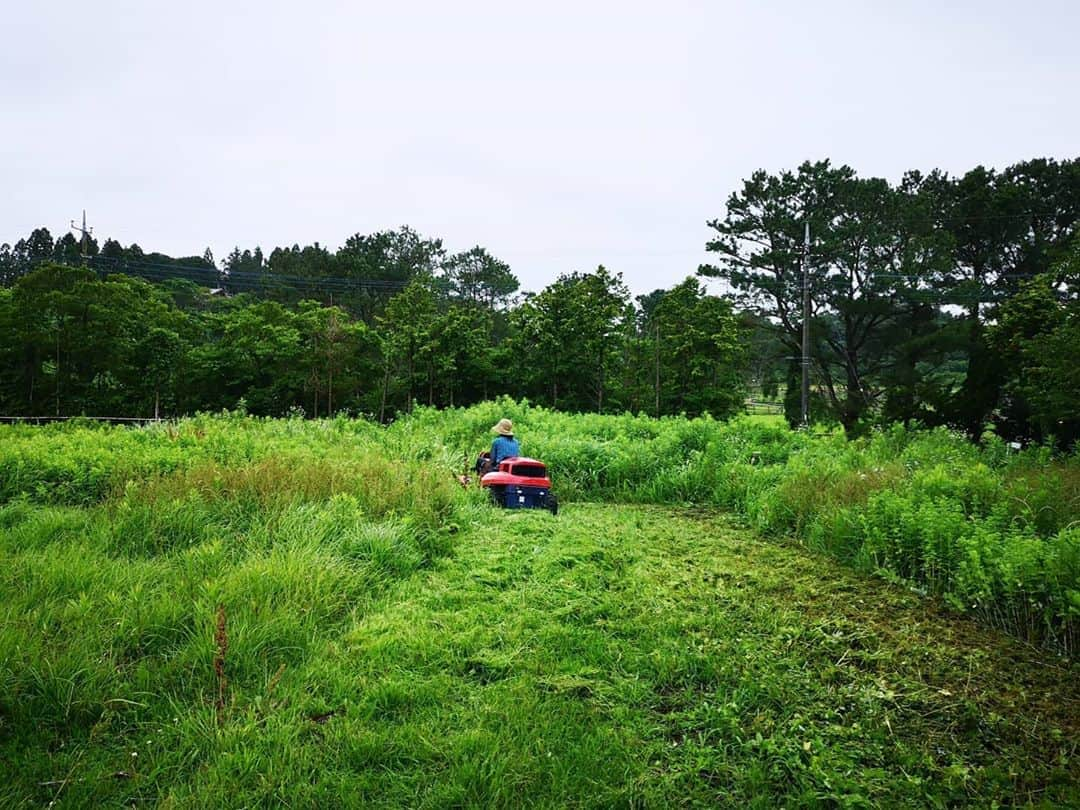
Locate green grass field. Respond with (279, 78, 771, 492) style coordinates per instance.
(1, 405, 1077, 806)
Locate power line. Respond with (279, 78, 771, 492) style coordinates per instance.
(84, 255, 1023, 307)
(85, 254, 409, 294)
(720, 206, 1079, 229)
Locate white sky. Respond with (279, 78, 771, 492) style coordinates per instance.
(3, 1, 1078, 297)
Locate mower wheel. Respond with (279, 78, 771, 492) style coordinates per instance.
(547, 495, 559, 516)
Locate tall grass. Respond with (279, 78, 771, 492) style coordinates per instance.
(392, 401, 1080, 652)
(0, 405, 1077, 806)
(0, 415, 472, 803)
(2, 402, 1077, 653)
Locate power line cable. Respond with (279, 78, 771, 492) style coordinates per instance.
(85, 255, 409, 294)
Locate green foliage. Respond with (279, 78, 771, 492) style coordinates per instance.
(990, 238, 1080, 448)
(646, 276, 746, 418)
(1, 489, 1076, 806)
(442, 245, 519, 308)
(398, 402, 1080, 651)
(701, 161, 953, 434)
(0, 259, 746, 422)
(1, 409, 1078, 806)
(509, 266, 632, 412)
(5, 404, 1073, 651)
(6, 158, 1080, 441)
(700, 157, 1080, 438)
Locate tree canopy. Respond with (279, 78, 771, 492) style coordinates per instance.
(3, 155, 1077, 441)
(700, 157, 1080, 439)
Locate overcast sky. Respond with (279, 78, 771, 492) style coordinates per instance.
(3, 1, 1078, 297)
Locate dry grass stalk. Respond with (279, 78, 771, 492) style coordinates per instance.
(214, 604, 228, 723)
(267, 662, 286, 696)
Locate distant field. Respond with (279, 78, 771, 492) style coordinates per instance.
(1, 404, 1076, 806)
(741, 412, 786, 427)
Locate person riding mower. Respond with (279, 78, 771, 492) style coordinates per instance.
(460, 418, 558, 515)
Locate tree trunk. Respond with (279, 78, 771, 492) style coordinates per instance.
(956, 320, 1001, 442)
(654, 324, 660, 416)
(27, 349, 35, 411)
(406, 353, 414, 413)
(597, 353, 605, 413)
(55, 327, 60, 417)
(842, 350, 863, 436)
(379, 364, 390, 423)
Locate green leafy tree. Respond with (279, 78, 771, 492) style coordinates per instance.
(4, 264, 91, 414)
(295, 302, 377, 417)
(989, 239, 1080, 446)
(99, 238, 125, 261)
(2, 228, 58, 284)
(511, 267, 629, 411)
(335, 227, 446, 322)
(441, 246, 519, 309)
(135, 326, 187, 418)
(0, 266, 182, 415)
(737, 311, 787, 402)
(0, 243, 18, 287)
(926, 160, 1080, 437)
(646, 278, 745, 417)
(224, 246, 266, 275)
(426, 305, 495, 407)
(52, 233, 83, 265)
(338, 226, 445, 282)
(187, 302, 304, 415)
(378, 279, 440, 419)
(291, 309, 385, 418)
(701, 161, 948, 435)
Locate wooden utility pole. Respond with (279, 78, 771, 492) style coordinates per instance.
(800, 221, 811, 428)
(654, 322, 660, 417)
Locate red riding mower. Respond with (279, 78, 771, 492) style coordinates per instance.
(462, 453, 559, 515)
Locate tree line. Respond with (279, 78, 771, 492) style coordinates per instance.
(1, 156, 1078, 445)
(702, 157, 1080, 445)
(0, 226, 744, 422)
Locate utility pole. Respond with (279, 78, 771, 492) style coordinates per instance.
(800, 220, 811, 428)
(654, 322, 660, 417)
(70, 210, 93, 264)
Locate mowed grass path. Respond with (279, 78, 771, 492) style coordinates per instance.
(330, 505, 1078, 808)
(247, 506, 1077, 807)
(7, 505, 1078, 807)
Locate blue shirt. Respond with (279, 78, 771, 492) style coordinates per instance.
(491, 435, 521, 466)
